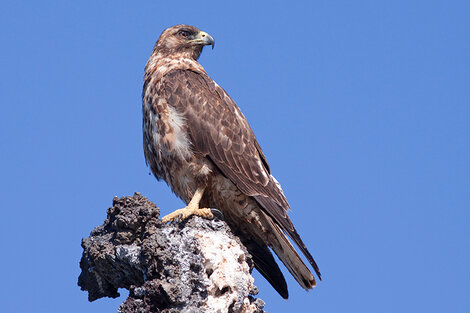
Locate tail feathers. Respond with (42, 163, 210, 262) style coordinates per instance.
(243, 238, 289, 299)
(254, 195, 322, 281)
(288, 224, 322, 281)
(265, 214, 317, 291)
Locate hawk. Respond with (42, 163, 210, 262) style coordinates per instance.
(142, 25, 321, 298)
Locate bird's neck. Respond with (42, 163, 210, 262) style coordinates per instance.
(145, 52, 206, 82)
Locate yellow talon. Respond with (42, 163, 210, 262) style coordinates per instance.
(161, 207, 214, 223)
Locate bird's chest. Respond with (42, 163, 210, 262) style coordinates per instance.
(143, 93, 208, 202)
(143, 95, 192, 169)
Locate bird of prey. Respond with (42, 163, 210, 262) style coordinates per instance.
(142, 25, 321, 298)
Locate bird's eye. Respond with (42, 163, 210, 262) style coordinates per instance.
(178, 30, 191, 38)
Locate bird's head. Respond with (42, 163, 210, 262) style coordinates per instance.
(154, 25, 215, 60)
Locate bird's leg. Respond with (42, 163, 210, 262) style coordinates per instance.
(161, 187, 214, 223)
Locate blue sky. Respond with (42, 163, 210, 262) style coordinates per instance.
(1, 1, 469, 312)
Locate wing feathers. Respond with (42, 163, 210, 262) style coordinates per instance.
(162, 69, 321, 283)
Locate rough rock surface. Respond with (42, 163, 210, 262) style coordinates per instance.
(78, 193, 265, 313)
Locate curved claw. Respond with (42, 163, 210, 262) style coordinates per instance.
(173, 214, 182, 224)
(210, 208, 224, 221)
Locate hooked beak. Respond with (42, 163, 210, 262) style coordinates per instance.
(192, 31, 215, 49)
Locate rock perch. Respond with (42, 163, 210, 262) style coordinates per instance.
(78, 193, 266, 313)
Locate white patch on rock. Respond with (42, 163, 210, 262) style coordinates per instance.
(116, 245, 142, 269)
(189, 224, 259, 313)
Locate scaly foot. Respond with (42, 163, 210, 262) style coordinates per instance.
(161, 206, 214, 224)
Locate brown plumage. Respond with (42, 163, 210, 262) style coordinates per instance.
(142, 25, 321, 299)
